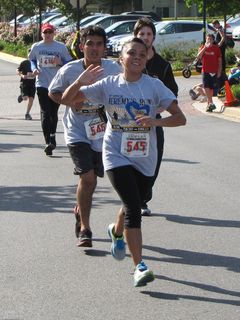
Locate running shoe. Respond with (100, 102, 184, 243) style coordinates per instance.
(77, 228, 92, 247)
(49, 135, 56, 149)
(206, 104, 216, 112)
(44, 143, 56, 156)
(25, 113, 32, 120)
(107, 223, 125, 260)
(18, 95, 23, 103)
(141, 205, 151, 216)
(133, 261, 155, 287)
(73, 205, 81, 238)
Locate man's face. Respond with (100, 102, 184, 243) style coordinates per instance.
(42, 29, 54, 43)
(135, 26, 154, 49)
(80, 35, 105, 64)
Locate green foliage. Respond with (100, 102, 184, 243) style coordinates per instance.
(231, 84, 240, 100)
(225, 48, 237, 65)
(171, 61, 185, 71)
(159, 42, 198, 63)
(184, 0, 240, 16)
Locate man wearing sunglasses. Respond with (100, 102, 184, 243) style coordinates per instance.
(29, 23, 72, 156)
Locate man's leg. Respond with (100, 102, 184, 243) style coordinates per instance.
(77, 169, 97, 232)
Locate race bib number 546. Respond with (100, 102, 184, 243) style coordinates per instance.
(121, 132, 149, 157)
(84, 117, 106, 140)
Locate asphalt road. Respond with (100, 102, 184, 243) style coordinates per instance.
(0, 59, 239, 320)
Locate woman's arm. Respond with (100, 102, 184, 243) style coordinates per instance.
(135, 101, 186, 128)
(61, 64, 103, 105)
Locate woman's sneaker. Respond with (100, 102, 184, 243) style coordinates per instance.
(133, 261, 155, 287)
(107, 223, 125, 260)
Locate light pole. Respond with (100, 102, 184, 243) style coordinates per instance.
(203, 0, 207, 43)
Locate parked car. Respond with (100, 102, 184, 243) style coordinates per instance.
(105, 20, 137, 38)
(59, 13, 111, 33)
(222, 14, 240, 36)
(105, 20, 138, 55)
(9, 14, 29, 26)
(82, 14, 154, 30)
(79, 13, 110, 27)
(19, 11, 59, 27)
(110, 20, 215, 56)
(51, 16, 74, 30)
(232, 25, 240, 40)
(121, 11, 161, 21)
(41, 13, 63, 25)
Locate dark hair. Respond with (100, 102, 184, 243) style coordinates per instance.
(80, 25, 107, 46)
(133, 17, 156, 37)
(120, 37, 148, 55)
(212, 20, 220, 25)
(206, 33, 215, 40)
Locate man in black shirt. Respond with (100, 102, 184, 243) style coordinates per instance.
(134, 18, 178, 215)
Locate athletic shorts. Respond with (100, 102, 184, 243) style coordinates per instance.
(67, 142, 104, 177)
(20, 82, 36, 98)
(202, 73, 217, 89)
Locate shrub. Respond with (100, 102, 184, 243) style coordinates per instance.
(225, 48, 237, 66)
(231, 84, 240, 100)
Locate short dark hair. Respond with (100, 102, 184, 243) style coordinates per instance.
(120, 37, 148, 55)
(212, 19, 220, 25)
(80, 25, 107, 46)
(133, 17, 156, 38)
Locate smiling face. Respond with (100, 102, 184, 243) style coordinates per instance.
(80, 35, 105, 66)
(120, 39, 148, 80)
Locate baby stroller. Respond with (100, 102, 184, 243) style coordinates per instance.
(182, 58, 202, 78)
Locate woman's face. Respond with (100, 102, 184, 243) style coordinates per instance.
(120, 42, 147, 75)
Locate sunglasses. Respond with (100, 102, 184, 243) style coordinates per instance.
(43, 30, 54, 34)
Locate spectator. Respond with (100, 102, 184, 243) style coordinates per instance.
(228, 62, 240, 85)
(197, 34, 222, 112)
(29, 23, 72, 156)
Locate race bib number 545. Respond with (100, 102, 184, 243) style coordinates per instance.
(121, 132, 149, 157)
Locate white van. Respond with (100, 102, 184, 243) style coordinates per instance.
(111, 20, 215, 56)
(154, 20, 215, 51)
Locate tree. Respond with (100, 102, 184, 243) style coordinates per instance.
(184, 0, 240, 16)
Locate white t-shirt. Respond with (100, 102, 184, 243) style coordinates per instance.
(81, 73, 176, 176)
(49, 59, 122, 151)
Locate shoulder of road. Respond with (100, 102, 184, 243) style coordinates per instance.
(1, 51, 239, 122)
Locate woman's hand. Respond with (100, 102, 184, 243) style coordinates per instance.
(135, 115, 155, 127)
(76, 64, 104, 86)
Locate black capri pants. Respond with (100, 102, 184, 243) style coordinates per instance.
(107, 165, 153, 229)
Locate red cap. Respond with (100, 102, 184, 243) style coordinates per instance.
(42, 23, 55, 32)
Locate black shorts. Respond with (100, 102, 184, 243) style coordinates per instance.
(20, 82, 36, 98)
(67, 142, 104, 177)
(202, 73, 217, 89)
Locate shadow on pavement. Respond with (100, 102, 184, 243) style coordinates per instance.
(142, 245, 240, 273)
(151, 212, 240, 228)
(0, 185, 121, 214)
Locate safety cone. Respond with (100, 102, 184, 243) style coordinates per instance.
(224, 80, 238, 106)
